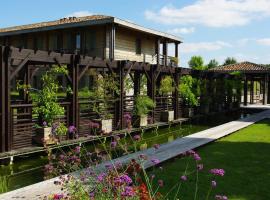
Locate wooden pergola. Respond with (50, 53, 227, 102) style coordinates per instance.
(0, 45, 189, 153)
(209, 62, 270, 106)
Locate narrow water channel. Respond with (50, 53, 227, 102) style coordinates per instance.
(0, 109, 261, 193)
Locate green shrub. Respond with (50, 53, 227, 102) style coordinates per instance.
(134, 95, 156, 116)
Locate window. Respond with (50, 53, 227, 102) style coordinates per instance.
(135, 38, 141, 55)
(85, 30, 96, 54)
(76, 33, 81, 49)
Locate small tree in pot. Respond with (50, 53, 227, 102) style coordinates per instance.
(133, 95, 155, 127)
(18, 65, 68, 145)
(159, 75, 175, 122)
(90, 73, 120, 134)
(179, 75, 199, 117)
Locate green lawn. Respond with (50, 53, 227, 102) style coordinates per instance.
(149, 119, 270, 200)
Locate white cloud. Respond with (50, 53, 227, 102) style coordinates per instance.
(167, 27, 195, 34)
(145, 0, 270, 27)
(179, 41, 232, 53)
(65, 11, 93, 18)
(256, 38, 270, 46)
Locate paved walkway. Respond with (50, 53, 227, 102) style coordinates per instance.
(1, 109, 270, 200)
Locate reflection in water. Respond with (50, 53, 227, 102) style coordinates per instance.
(0, 109, 261, 193)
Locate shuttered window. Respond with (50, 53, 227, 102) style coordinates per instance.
(135, 38, 141, 55)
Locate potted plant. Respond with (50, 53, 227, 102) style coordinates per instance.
(19, 65, 68, 145)
(159, 76, 175, 122)
(179, 75, 199, 118)
(133, 95, 156, 127)
(54, 122, 68, 142)
(90, 73, 120, 134)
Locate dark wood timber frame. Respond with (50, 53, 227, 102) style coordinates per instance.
(1, 45, 264, 153)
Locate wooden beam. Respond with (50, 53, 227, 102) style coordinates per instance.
(10, 53, 30, 80)
(124, 62, 134, 79)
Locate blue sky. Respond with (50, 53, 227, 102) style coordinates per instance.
(1, 0, 270, 67)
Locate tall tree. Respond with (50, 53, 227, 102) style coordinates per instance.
(207, 59, 219, 69)
(188, 56, 205, 70)
(223, 57, 237, 66)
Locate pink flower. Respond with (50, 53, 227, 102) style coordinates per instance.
(158, 179, 164, 187)
(210, 169, 225, 176)
(74, 146, 81, 154)
(193, 153, 201, 161)
(121, 186, 136, 197)
(133, 135, 141, 141)
(197, 164, 204, 171)
(111, 141, 117, 148)
(151, 158, 160, 165)
(212, 180, 217, 187)
(180, 175, 187, 181)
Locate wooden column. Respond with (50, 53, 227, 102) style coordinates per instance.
(0, 46, 5, 152)
(268, 74, 270, 104)
(134, 71, 140, 96)
(173, 69, 180, 119)
(109, 23, 115, 60)
(155, 38, 160, 66)
(69, 55, 79, 129)
(115, 61, 124, 129)
(263, 74, 268, 105)
(147, 65, 156, 122)
(250, 79, 254, 104)
(175, 42, 179, 67)
(244, 75, 248, 106)
(163, 40, 168, 66)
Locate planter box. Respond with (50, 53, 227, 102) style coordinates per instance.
(133, 115, 148, 127)
(182, 108, 194, 118)
(33, 127, 52, 145)
(101, 119, 113, 134)
(160, 111, 174, 122)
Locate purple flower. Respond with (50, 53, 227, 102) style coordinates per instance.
(124, 113, 132, 121)
(111, 141, 117, 148)
(120, 174, 133, 185)
(121, 186, 135, 197)
(68, 125, 76, 133)
(139, 154, 147, 160)
(210, 169, 225, 176)
(97, 173, 106, 182)
(153, 144, 160, 150)
(215, 195, 228, 200)
(197, 164, 204, 171)
(193, 153, 201, 161)
(42, 121, 47, 127)
(158, 179, 164, 187)
(74, 146, 81, 154)
(212, 180, 217, 187)
(133, 135, 141, 141)
(180, 175, 187, 181)
(151, 158, 160, 165)
(89, 191, 95, 198)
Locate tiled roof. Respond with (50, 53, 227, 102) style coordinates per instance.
(209, 61, 270, 72)
(0, 15, 112, 33)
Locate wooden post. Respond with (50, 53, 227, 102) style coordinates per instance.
(0, 46, 5, 152)
(173, 69, 180, 119)
(244, 75, 248, 106)
(109, 23, 115, 60)
(134, 71, 140, 96)
(163, 40, 168, 66)
(115, 61, 124, 129)
(250, 79, 254, 104)
(263, 74, 268, 105)
(155, 38, 160, 66)
(175, 42, 179, 67)
(147, 65, 156, 122)
(268, 74, 270, 104)
(69, 55, 79, 129)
